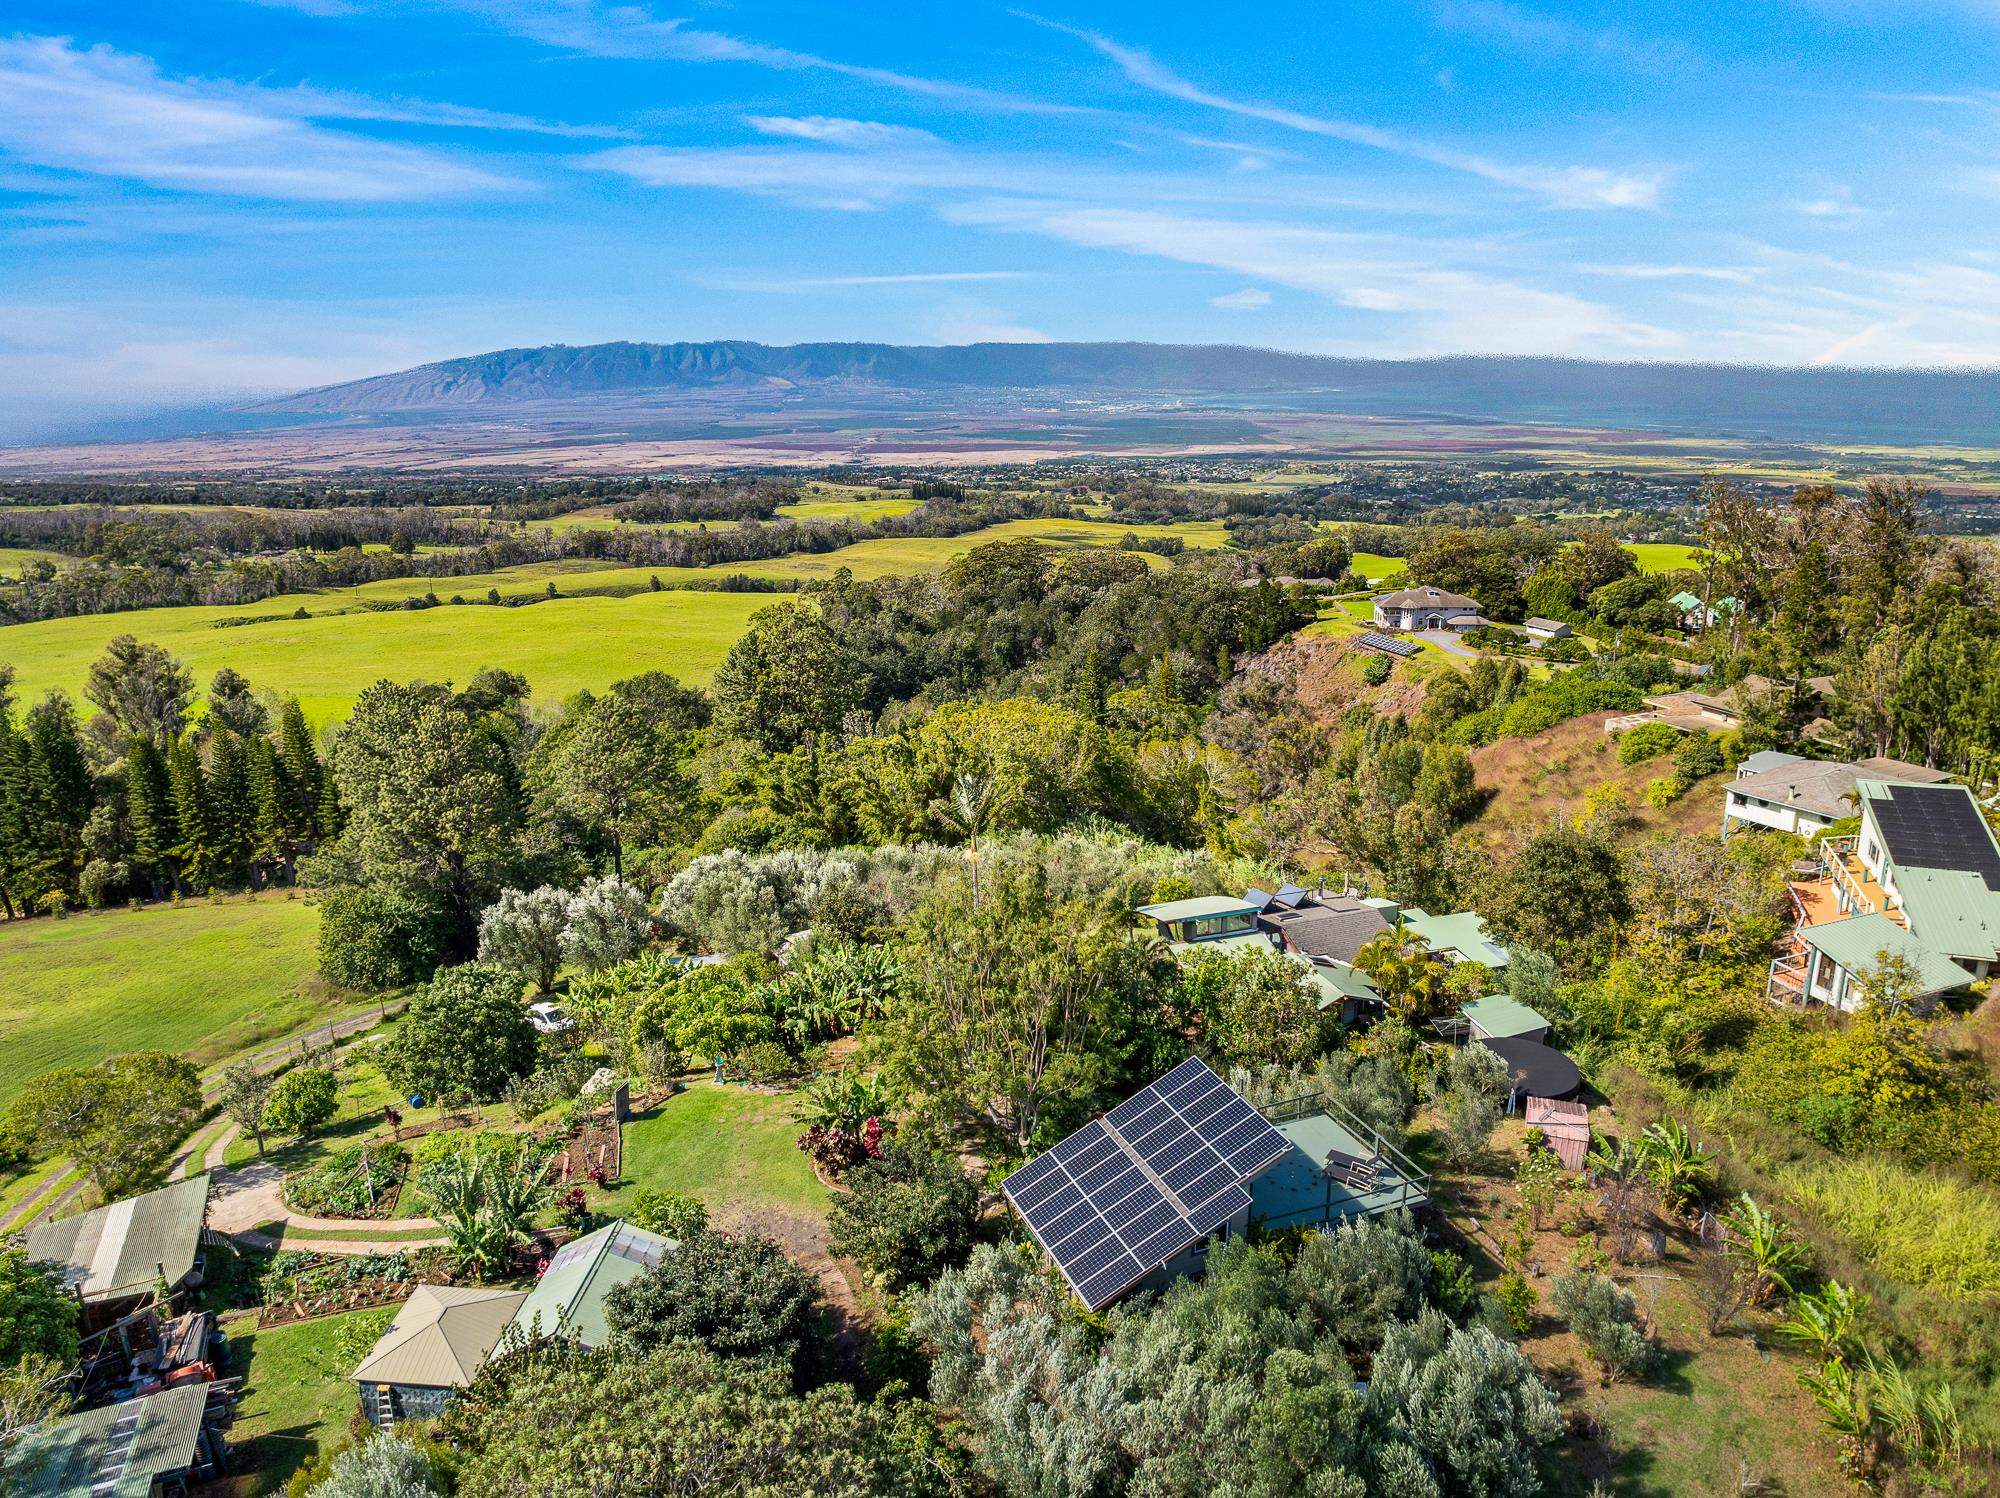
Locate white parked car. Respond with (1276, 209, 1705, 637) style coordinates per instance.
(527, 1000, 575, 1035)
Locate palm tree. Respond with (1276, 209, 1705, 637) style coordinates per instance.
(929, 770, 1019, 907)
(1354, 920, 1441, 1021)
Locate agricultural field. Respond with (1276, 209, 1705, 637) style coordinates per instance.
(0, 896, 341, 1105)
(0, 546, 67, 574)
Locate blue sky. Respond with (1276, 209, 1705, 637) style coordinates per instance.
(3, 0, 1999, 434)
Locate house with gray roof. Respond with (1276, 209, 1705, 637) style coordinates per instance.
(1722, 754, 1950, 838)
(1771, 779, 2000, 1010)
(1371, 586, 1487, 632)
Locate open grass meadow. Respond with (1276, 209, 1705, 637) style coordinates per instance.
(599, 1079, 827, 1222)
(0, 896, 343, 1106)
(1623, 542, 1703, 573)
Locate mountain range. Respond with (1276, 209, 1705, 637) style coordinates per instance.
(249, 340, 2000, 446)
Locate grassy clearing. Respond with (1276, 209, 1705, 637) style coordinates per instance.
(1350, 551, 1403, 583)
(1781, 1158, 2000, 1297)
(595, 1079, 826, 1222)
(224, 1304, 393, 1493)
(0, 896, 341, 1106)
(0, 587, 773, 725)
(0, 546, 67, 574)
(1624, 542, 1702, 573)
(777, 496, 920, 521)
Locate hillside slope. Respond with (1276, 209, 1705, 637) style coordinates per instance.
(1468, 713, 1728, 843)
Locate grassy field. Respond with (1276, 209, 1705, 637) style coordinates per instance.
(0, 897, 341, 1105)
(224, 1304, 394, 1493)
(597, 1080, 826, 1221)
(1624, 542, 1703, 573)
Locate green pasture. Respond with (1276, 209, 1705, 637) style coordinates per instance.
(0, 547, 67, 575)
(0, 896, 340, 1106)
(1623, 542, 1702, 573)
(225, 1304, 396, 1493)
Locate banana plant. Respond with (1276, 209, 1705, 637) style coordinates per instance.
(1637, 1117, 1714, 1212)
(1720, 1192, 1805, 1303)
(1775, 1280, 1868, 1363)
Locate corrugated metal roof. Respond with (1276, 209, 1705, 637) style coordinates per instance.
(1798, 913, 1973, 996)
(25, 1174, 209, 1303)
(1401, 909, 1509, 968)
(5, 1384, 206, 1498)
(351, 1285, 529, 1389)
(1892, 868, 2000, 963)
(507, 1220, 673, 1351)
(1136, 895, 1261, 922)
(1460, 994, 1548, 1039)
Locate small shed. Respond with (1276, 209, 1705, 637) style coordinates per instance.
(507, 1221, 673, 1351)
(352, 1284, 528, 1425)
(26, 1175, 211, 1320)
(1459, 995, 1549, 1045)
(1522, 617, 1572, 642)
(5, 1383, 223, 1497)
(1524, 1097, 1591, 1171)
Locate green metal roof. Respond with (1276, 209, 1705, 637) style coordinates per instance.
(1668, 591, 1703, 610)
(1799, 913, 1974, 997)
(1302, 960, 1379, 1008)
(1460, 994, 1548, 1039)
(6, 1384, 206, 1497)
(1400, 909, 1509, 968)
(1137, 895, 1261, 922)
(506, 1221, 672, 1351)
(25, 1174, 210, 1304)
(1890, 868, 2000, 962)
(1168, 933, 1272, 959)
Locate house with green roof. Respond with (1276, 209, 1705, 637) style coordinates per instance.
(1771, 779, 2000, 1009)
(504, 1221, 673, 1351)
(1459, 995, 1549, 1044)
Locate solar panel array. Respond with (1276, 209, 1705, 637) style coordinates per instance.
(1874, 785, 2000, 890)
(1003, 1058, 1293, 1310)
(1358, 631, 1420, 659)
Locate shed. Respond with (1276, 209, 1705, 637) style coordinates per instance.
(1524, 1097, 1591, 1171)
(1522, 618, 1571, 641)
(507, 1221, 672, 1351)
(26, 1175, 211, 1311)
(352, 1285, 528, 1425)
(1459, 995, 1549, 1044)
(5, 1383, 220, 1497)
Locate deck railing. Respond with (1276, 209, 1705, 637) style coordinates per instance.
(1258, 1089, 1432, 1215)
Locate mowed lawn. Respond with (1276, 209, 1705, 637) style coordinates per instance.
(599, 1080, 827, 1222)
(0, 897, 341, 1104)
(224, 1304, 395, 1493)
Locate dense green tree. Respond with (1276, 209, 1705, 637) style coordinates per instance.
(604, 1230, 827, 1385)
(528, 673, 705, 877)
(379, 964, 537, 1103)
(263, 1067, 338, 1138)
(202, 667, 268, 741)
(827, 1138, 979, 1289)
(713, 602, 873, 751)
(82, 636, 193, 759)
(216, 1062, 276, 1157)
(440, 1341, 958, 1498)
(1178, 947, 1329, 1069)
(476, 886, 572, 994)
(124, 734, 178, 895)
(316, 886, 447, 991)
(0, 1248, 80, 1368)
(205, 727, 253, 885)
(1484, 823, 1631, 976)
(6, 1051, 202, 1199)
(316, 681, 523, 958)
(165, 736, 216, 890)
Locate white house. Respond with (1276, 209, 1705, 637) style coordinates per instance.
(1522, 617, 1572, 642)
(1372, 586, 1487, 632)
(1720, 753, 1949, 838)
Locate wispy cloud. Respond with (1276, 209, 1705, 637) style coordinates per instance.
(1211, 287, 1271, 309)
(1023, 14, 1666, 209)
(1790, 185, 1866, 218)
(742, 116, 939, 149)
(704, 270, 1037, 292)
(1577, 262, 1763, 283)
(1430, 0, 1702, 75)
(0, 36, 518, 200)
(430, 0, 1086, 116)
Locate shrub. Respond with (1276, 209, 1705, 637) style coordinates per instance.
(603, 1230, 827, 1385)
(1494, 1272, 1536, 1335)
(1616, 723, 1681, 764)
(724, 1040, 804, 1086)
(1360, 655, 1393, 686)
(627, 1188, 710, 1240)
(1781, 1159, 2000, 1297)
(264, 1067, 339, 1139)
(828, 1139, 979, 1290)
(1550, 1271, 1655, 1382)
(1645, 776, 1680, 810)
(1672, 731, 1725, 785)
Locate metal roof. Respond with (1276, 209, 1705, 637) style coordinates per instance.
(1737, 750, 1806, 777)
(1400, 908, 1509, 968)
(6, 1384, 206, 1498)
(25, 1174, 209, 1304)
(1460, 994, 1548, 1039)
(507, 1220, 673, 1351)
(1136, 895, 1261, 923)
(351, 1285, 529, 1389)
(1798, 913, 1974, 996)
(1862, 782, 2000, 890)
(1374, 585, 1480, 610)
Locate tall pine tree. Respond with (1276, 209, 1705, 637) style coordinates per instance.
(166, 737, 217, 892)
(125, 736, 179, 897)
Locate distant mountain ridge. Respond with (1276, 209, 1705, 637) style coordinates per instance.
(245, 340, 2000, 447)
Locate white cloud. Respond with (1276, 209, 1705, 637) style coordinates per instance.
(932, 314, 1055, 343)
(1211, 287, 1271, 309)
(1577, 262, 1763, 283)
(743, 116, 939, 149)
(950, 200, 1683, 354)
(1430, 1, 1702, 75)
(1790, 184, 1866, 218)
(0, 36, 517, 200)
(1024, 14, 1666, 209)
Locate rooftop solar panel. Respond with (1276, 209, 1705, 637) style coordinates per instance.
(1872, 784, 2000, 890)
(1002, 1057, 1294, 1310)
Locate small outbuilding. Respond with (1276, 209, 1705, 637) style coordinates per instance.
(26, 1175, 211, 1326)
(352, 1284, 529, 1426)
(1522, 617, 1572, 642)
(5, 1383, 225, 1498)
(1459, 994, 1550, 1045)
(1482, 1037, 1582, 1102)
(506, 1221, 673, 1351)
